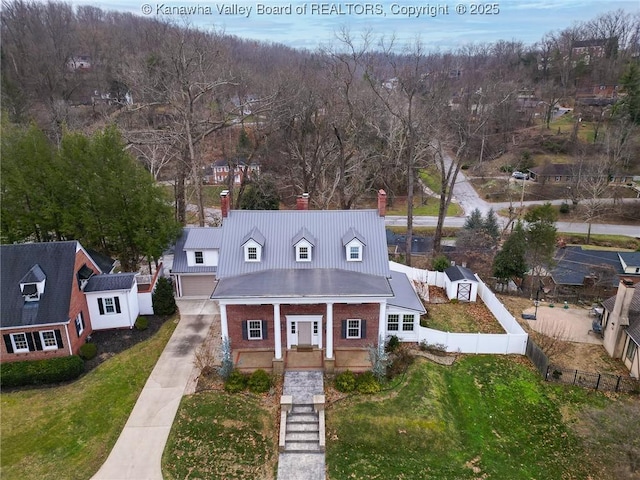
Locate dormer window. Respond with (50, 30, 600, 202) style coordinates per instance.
(194, 251, 204, 264)
(242, 227, 265, 263)
(342, 228, 366, 262)
(21, 283, 40, 301)
(292, 228, 316, 263)
(20, 264, 46, 302)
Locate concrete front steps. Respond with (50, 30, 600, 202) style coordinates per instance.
(283, 404, 323, 453)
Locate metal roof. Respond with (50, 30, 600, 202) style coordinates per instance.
(445, 265, 477, 282)
(1, 242, 79, 328)
(171, 228, 219, 274)
(292, 227, 317, 247)
(216, 210, 389, 279)
(183, 227, 223, 249)
(211, 268, 393, 299)
(85, 273, 136, 292)
(388, 271, 426, 313)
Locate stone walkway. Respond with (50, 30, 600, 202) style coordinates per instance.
(277, 371, 326, 480)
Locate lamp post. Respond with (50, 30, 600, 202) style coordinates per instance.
(533, 281, 542, 319)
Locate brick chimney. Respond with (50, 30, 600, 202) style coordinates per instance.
(220, 190, 229, 218)
(377, 189, 387, 217)
(296, 193, 309, 211)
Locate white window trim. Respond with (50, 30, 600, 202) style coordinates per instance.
(387, 314, 400, 332)
(244, 240, 262, 262)
(346, 319, 361, 339)
(104, 297, 116, 314)
(345, 239, 363, 262)
(295, 240, 312, 262)
(76, 313, 85, 335)
(11, 333, 29, 353)
(248, 320, 263, 340)
(40, 330, 58, 351)
(402, 314, 415, 332)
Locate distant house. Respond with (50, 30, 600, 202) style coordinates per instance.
(1, 241, 156, 363)
(549, 246, 640, 300)
(66, 55, 92, 71)
(203, 159, 260, 185)
(601, 279, 640, 378)
(170, 227, 222, 298)
(444, 266, 478, 302)
(528, 164, 577, 183)
(571, 38, 617, 65)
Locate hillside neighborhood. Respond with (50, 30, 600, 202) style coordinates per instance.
(1, 2, 640, 480)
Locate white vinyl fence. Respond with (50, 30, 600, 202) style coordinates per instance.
(389, 262, 528, 355)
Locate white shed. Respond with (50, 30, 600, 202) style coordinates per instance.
(444, 266, 478, 302)
(84, 273, 140, 330)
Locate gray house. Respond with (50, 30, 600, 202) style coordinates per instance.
(171, 227, 223, 297)
(210, 190, 425, 373)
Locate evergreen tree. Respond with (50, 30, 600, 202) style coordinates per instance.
(619, 63, 640, 124)
(463, 208, 484, 230)
(482, 208, 500, 240)
(492, 221, 528, 288)
(152, 277, 177, 316)
(238, 175, 280, 210)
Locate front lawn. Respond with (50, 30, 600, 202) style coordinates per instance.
(162, 391, 278, 479)
(0, 316, 177, 480)
(326, 356, 611, 480)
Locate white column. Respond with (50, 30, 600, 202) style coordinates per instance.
(326, 302, 333, 359)
(273, 303, 282, 360)
(378, 301, 387, 342)
(220, 303, 229, 341)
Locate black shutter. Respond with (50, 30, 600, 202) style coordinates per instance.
(98, 298, 104, 315)
(80, 312, 85, 330)
(341, 320, 347, 339)
(361, 320, 367, 339)
(26, 332, 35, 351)
(75, 317, 81, 336)
(55, 330, 64, 349)
(242, 321, 248, 340)
(4, 334, 14, 354)
(34, 332, 43, 351)
(262, 320, 268, 340)
(114, 297, 121, 314)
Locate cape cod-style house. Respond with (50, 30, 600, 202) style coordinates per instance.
(210, 190, 425, 373)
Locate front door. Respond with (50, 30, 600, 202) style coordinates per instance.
(298, 322, 312, 346)
(286, 315, 323, 349)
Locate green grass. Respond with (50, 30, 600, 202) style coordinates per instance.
(327, 356, 610, 480)
(387, 199, 461, 217)
(419, 169, 442, 194)
(0, 317, 177, 480)
(162, 391, 277, 479)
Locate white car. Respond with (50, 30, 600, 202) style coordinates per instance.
(512, 171, 529, 180)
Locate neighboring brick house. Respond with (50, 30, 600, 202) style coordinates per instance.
(210, 190, 425, 374)
(1, 242, 100, 363)
(601, 279, 640, 378)
(1, 241, 144, 363)
(202, 159, 260, 185)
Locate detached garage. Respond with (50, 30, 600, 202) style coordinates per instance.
(444, 266, 478, 302)
(171, 228, 222, 298)
(176, 274, 217, 298)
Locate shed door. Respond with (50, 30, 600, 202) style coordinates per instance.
(457, 282, 471, 301)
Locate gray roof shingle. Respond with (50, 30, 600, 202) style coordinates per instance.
(388, 271, 426, 313)
(85, 273, 136, 292)
(216, 210, 389, 279)
(552, 246, 624, 286)
(445, 265, 477, 282)
(1, 242, 79, 328)
(19, 264, 46, 284)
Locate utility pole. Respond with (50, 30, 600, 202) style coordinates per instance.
(519, 176, 526, 216)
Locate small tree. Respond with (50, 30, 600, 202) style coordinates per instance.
(493, 221, 528, 290)
(482, 209, 500, 240)
(463, 208, 484, 230)
(152, 277, 177, 315)
(432, 255, 450, 272)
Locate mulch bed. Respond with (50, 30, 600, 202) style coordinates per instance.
(83, 315, 170, 373)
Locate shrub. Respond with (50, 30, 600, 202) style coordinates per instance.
(450, 298, 460, 304)
(419, 341, 448, 355)
(134, 316, 149, 331)
(385, 335, 400, 353)
(559, 202, 570, 214)
(356, 371, 381, 394)
(386, 345, 414, 380)
(499, 164, 514, 173)
(432, 255, 450, 272)
(152, 277, 177, 316)
(1, 355, 84, 388)
(224, 370, 247, 393)
(335, 370, 356, 393)
(247, 369, 271, 393)
(79, 342, 97, 360)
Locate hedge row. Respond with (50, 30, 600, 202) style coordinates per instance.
(1, 355, 84, 388)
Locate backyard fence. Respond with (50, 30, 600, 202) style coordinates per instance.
(389, 262, 528, 355)
(545, 365, 640, 394)
(525, 338, 550, 376)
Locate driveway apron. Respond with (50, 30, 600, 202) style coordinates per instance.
(92, 299, 217, 480)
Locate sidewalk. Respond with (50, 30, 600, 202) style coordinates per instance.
(92, 299, 218, 480)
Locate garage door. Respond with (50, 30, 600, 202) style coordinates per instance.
(180, 275, 216, 297)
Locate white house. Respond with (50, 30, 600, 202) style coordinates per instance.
(171, 227, 223, 298)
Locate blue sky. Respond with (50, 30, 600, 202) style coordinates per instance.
(69, 0, 639, 51)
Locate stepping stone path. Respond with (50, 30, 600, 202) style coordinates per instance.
(277, 371, 325, 480)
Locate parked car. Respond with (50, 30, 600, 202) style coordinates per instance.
(512, 171, 529, 180)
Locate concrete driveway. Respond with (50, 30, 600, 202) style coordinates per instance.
(523, 303, 602, 345)
(92, 299, 218, 480)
